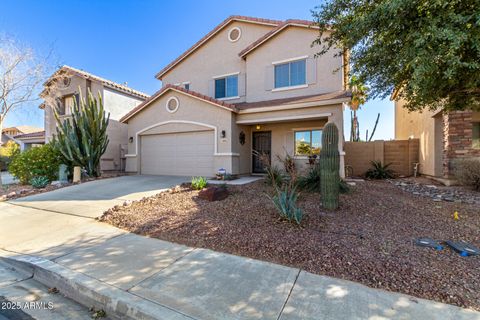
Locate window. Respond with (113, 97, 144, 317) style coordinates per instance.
(166, 96, 179, 113)
(274, 59, 306, 89)
(228, 27, 241, 42)
(294, 130, 322, 156)
(56, 94, 78, 116)
(64, 95, 75, 115)
(473, 122, 480, 149)
(184, 83, 190, 90)
(215, 75, 238, 99)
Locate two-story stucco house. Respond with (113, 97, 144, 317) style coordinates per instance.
(41, 66, 149, 171)
(394, 94, 480, 178)
(121, 16, 350, 177)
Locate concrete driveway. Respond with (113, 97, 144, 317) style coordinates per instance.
(8, 175, 188, 218)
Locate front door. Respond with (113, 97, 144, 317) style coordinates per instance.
(252, 131, 272, 173)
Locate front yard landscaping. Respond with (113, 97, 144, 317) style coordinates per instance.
(100, 179, 480, 311)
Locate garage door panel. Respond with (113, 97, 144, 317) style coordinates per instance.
(140, 131, 215, 176)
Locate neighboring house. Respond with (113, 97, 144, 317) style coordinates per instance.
(121, 16, 350, 177)
(14, 130, 46, 151)
(1, 126, 43, 147)
(41, 65, 149, 171)
(394, 96, 480, 178)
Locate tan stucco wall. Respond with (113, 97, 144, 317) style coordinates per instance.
(124, 91, 237, 174)
(161, 21, 275, 104)
(395, 98, 442, 176)
(238, 103, 345, 176)
(245, 27, 343, 103)
(43, 74, 142, 171)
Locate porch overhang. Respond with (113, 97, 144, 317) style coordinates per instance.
(236, 112, 332, 124)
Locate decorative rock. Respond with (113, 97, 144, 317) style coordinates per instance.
(198, 186, 229, 202)
(0, 195, 7, 201)
(123, 200, 132, 206)
(6, 192, 16, 198)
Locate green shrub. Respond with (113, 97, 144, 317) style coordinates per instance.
(191, 176, 208, 190)
(9, 144, 61, 184)
(0, 141, 20, 171)
(30, 176, 50, 189)
(365, 161, 395, 179)
(454, 159, 480, 191)
(270, 185, 303, 225)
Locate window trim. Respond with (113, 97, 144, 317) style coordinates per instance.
(228, 27, 242, 42)
(293, 128, 322, 157)
(165, 96, 179, 113)
(273, 58, 307, 89)
(272, 55, 309, 65)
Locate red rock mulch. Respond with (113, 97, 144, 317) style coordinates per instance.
(99, 180, 480, 311)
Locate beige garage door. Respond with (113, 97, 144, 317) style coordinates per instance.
(140, 131, 215, 176)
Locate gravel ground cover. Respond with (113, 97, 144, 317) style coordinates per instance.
(100, 180, 480, 310)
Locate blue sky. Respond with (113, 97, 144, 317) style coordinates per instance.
(1, 0, 394, 140)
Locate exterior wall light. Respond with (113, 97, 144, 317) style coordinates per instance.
(221, 130, 226, 138)
(129, 137, 134, 143)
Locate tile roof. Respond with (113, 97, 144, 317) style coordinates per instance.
(42, 65, 150, 100)
(235, 91, 351, 110)
(14, 130, 45, 139)
(239, 19, 317, 58)
(120, 84, 237, 123)
(154, 15, 282, 80)
(2, 126, 44, 134)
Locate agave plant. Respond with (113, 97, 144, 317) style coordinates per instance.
(365, 161, 395, 179)
(270, 185, 303, 225)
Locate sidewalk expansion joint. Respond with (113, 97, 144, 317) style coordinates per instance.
(276, 269, 301, 320)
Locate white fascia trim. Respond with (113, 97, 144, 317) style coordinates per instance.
(236, 113, 332, 124)
(238, 98, 349, 114)
(272, 84, 308, 92)
(272, 55, 309, 65)
(212, 71, 240, 79)
(218, 96, 240, 101)
(129, 120, 236, 157)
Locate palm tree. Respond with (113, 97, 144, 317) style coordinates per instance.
(348, 76, 368, 141)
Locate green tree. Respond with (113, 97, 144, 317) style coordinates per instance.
(53, 90, 109, 177)
(312, 0, 480, 112)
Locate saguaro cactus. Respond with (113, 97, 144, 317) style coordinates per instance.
(320, 122, 340, 210)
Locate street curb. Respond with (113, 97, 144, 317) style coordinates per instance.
(0, 253, 193, 320)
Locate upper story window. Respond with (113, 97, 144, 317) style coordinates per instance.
(184, 83, 190, 90)
(214, 74, 238, 99)
(56, 94, 78, 116)
(294, 129, 322, 156)
(274, 59, 306, 89)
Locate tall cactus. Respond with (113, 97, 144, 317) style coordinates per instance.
(53, 89, 110, 177)
(320, 122, 340, 210)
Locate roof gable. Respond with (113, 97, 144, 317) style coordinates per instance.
(42, 65, 150, 100)
(120, 84, 237, 123)
(154, 16, 281, 80)
(239, 20, 318, 58)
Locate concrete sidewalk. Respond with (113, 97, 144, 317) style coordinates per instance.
(1, 182, 479, 319)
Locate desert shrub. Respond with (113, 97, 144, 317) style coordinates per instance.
(297, 164, 351, 193)
(9, 144, 61, 184)
(270, 185, 303, 225)
(30, 176, 50, 189)
(365, 161, 395, 179)
(191, 176, 208, 190)
(454, 159, 480, 191)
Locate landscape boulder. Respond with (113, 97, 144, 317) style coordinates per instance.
(198, 186, 229, 201)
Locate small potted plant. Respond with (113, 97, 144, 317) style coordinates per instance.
(308, 154, 318, 165)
